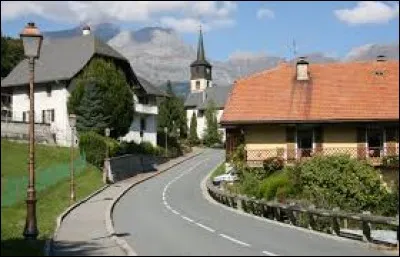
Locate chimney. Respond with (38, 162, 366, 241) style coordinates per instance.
(82, 25, 91, 36)
(376, 55, 386, 62)
(296, 57, 309, 81)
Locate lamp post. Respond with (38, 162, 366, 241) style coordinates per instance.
(21, 22, 43, 240)
(104, 128, 110, 184)
(164, 126, 168, 157)
(69, 114, 77, 204)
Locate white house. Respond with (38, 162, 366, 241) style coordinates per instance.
(184, 29, 232, 142)
(1, 26, 166, 147)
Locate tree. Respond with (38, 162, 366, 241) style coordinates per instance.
(157, 80, 187, 138)
(75, 82, 110, 134)
(203, 99, 221, 146)
(67, 57, 134, 138)
(188, 112, 199, 145)
(1, 32, 24, 78)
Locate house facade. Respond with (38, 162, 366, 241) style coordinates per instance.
(184, 29, 232, 142)
(221, 57, 399, 166)
(1, 27, 165, 147)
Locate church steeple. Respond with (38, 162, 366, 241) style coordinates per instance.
(197, 26, 206, 62)
(190, 26, 212, 93)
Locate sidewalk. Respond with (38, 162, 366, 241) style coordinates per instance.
(50, 148, 203, 256)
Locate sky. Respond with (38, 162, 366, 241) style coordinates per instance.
(1, 1, 399, 61)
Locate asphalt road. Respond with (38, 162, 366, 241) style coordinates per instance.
(113, 149, 392, 256)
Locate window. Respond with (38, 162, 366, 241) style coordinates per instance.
(297, 128, 313, 157)
(42, 109, 55, 124)
(367, 128, 383, 157)
(23, 111, 29, 122)
(140, 117, 146, 134)
(138, 96, 148, 105)
(198, 110, 204, 117)
(207, 81, 210, 88)
(46, 85, 52, 97)
(196, 81, 200, 90)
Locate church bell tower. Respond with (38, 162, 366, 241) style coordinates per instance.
(190, 27, 212, 93)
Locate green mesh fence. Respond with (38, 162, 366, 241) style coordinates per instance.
(1, 152, 87, 207)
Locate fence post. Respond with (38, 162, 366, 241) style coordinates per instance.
(308, 205, 316, 230)
(288, 203, 297, 226)
(331, 207, 341, 236)
(236, 197, 243, 211)
(362, 211, 372, 242)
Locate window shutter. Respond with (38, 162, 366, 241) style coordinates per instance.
(356, 127, 366, 160)
(42, 110, 45, 124)
(23, 112, 26, 122)
(51, 109, 55, 122)
(286, 127, 296, 161)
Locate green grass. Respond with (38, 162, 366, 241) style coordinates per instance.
(211, 163, 226, 179)
(1, 140, 103, 256)
(1, 140, 79, 178)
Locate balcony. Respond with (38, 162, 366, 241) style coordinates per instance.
(134, 103, 158, 115)
(245, 146, 399, 167)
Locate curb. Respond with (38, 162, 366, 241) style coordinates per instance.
(45, 184, 111, 256)
(106, 150, 205, 256)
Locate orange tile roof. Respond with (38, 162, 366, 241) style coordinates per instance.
(221, 60, 399, 124)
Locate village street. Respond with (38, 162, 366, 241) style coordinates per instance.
(113, 149, 391, 256)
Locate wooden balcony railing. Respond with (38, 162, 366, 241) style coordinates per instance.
(246, 146, 399, 166)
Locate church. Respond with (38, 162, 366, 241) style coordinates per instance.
(184, 29, 232, 142)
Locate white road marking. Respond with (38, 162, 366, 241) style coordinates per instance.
(195, 222, 216, 233)
(182, 216, 194, 223)
(262, 250, 278, 256)
(219, 233, 251, 247)
(171, 210, 180, 215)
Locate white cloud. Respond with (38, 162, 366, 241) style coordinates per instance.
(256, 8, 275, 20)
(334, 1, 399, 25)
(1, 1, 237, 33)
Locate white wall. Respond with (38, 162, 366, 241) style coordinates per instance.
(12, 82, 73, 146)
(120, 114, 157, 146)
(186, 108, 226, 142)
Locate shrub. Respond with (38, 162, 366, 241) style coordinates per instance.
(262, 157, 284, 176)
(259, 171, 293, 201)
(296, 154, 390, 214)
(79, 131, 118, 168)
(239, 170, 261, 198)
(382, 155, 399, 168)
(118, 141, 164, 156)
(230, 144, 246, 175)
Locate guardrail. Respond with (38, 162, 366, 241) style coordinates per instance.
(206, 179, 399, 247)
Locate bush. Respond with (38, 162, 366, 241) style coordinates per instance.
(382, 155, 399, 168)
(117, 141, 164, 156)
(259, 171, 293, 201)
(295, 154, 390, 214)
(239, 170, 261, 198)
(230, 144, 246, 175)
(262, 157, 284, 176)
(79, 131, 118, 168)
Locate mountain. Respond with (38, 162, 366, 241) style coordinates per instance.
(42, 24, 398, 89)
(345, 42, 399, 61)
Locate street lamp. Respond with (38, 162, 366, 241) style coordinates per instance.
(68, 114, 77, 204)
(21, 22, 43, 240)
(104, 128, 110, 184)
(164, 126, 168, 157)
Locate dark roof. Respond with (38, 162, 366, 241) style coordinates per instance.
(1, 35, 127, 87)
(137, 77, 168, 97)
(184, 86, 232, 110)
(190, 28, 211, 67)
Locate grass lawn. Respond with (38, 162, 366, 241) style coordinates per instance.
(1, 140, 103, 256)
(210, 163, 226, 179)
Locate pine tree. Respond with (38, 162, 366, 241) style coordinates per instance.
(188, 112, 199, 145)
(76, 82, 110, 134)
(203, 99, 221, 147)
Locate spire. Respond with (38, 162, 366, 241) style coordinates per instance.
(196, 25, 206, 61)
